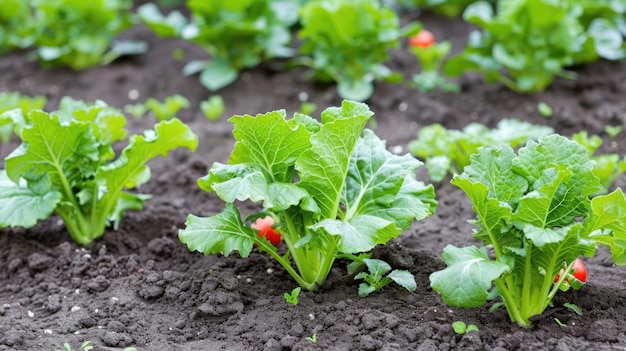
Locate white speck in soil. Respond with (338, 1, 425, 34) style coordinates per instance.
(266, 268, 274, 274)
(27, 311, 34, 318)
(390, 145, 403, 154)
(44, 329, 52, 335)
(309, 313, 315, 320)
(399, 102, 408, 112)
(298, 92, 308, 101)
(246, 278, 252, 283)
(128, 89, 139, 100)
(71, 306, 81, 312)
(75, 289, 80, 295)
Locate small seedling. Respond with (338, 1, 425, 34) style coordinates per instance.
(452, 321, 479, 334)
(200, 95, 225, 121)
(604, 125, 623, 138)
(352, 258, 416, 297)
(145, 94, 190, 121)
(563, 303, 583, 316)
(299, 102, 317, 116)
(554, 318, 566, 327)
(284, 287, 301, 306)
(537, 102, 553, 117)
(305, 333, 317, 343)
(61, 341, 94, 351)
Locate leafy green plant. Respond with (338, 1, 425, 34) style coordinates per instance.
(408, 119, 553, 181)
(0, 0, 37, 54)
(30, 0, 145, 70)
(408, 29, 460, 93)
(429, 134, 626, 327)
(352, 257, 417, 297)
(452, 321, 479, 334)
(297, 0, 420, 101)
(284, 287, 302, 305)
(0, 92, 47, 143)
(179, 100, 437, 291)
(0, 97, 198, 244)
(139, 0, 294, 91)
(444, 0, 625, 93)
(201, 95, 225, 121)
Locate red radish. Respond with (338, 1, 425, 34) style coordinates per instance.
(554, 258, 586, 283)
(252, 216, 281, 246)
(409, 30, 435, 48)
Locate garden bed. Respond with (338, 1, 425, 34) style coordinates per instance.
(1, 11, 626, 351)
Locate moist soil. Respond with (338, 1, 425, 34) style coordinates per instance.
(1, 10, 626, 351)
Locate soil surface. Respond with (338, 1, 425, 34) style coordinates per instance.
(1, 9, 626, 351)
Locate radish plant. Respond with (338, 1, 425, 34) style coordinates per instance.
(0, 97, 198, 244)
(179, 100, 437, 292)
(430, 134, 626, 327)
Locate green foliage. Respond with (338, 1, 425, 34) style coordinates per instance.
(452, 321, 479, 334)
(572, 131, 626, 195)
(139, 0, 294, 91)
(284, 287, 302, 305)
(30, 0, 144, 70)
(297, 0, 420, 101)
(409, 33, 460, 93)
(201, 95, 225, 121)
(537, 102, 553, 117)
(0, 92, 47, 143)
(145, 94, 190, 121)
(444, 0, 626, 93)
(0, 97, 198, 244)
(353, 258, 417, 297)
(399, 0, 492, 17)
(0, 0, 37, 54)
(429, 134, 626, 327)
(179, 100, 436, 291)
(408, 119, 553, 181)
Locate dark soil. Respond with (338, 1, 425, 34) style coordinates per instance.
(1, 10, 626, 351)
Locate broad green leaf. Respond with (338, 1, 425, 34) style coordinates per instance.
(97, 118, 197, 200)
(229, 110, 312, 183)
(199, 59, 239, 91)
(313, 215, 400, 254)
(5, 110, 99, 185)
(0, 170, 60, 228)
(343, 129, 423, 218)
(297, 101, 370, 219)
(587, 188, 626, 264)
(430, 245, 510, 308)
(137, 3, 187, 37)
(343, 130, 435, 229)
(388, 269, 417, 292)
(513, 167, 576, 228)
(179, 204, 259, 258)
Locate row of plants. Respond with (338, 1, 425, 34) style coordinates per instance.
(1, 97, 625, 327)
(2, 0, 624, 99)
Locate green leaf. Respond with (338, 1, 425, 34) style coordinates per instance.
(297, 101, 371, 219)
(5, 110, 99, 185)
(387, 269, 417, 292)
(430, 245, 510, 308)
(199, 59, 239, 91)
(138, 3, 187, 37)
(179, 204, 259, 258)
(587, 188, 626, 265)
(0, 170, 60, 228)
(343, 129, 428, 226)
(313, 215, 400, 254)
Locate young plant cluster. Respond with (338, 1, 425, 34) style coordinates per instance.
(138, 0, 420, 101)
(444, 0, 626, 92)
(0, 0, 145, 70)
(0, 96, 198, 244)
(429, 135, 626, 327)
